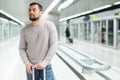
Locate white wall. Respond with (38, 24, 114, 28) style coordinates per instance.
(43, 13, 60, 37)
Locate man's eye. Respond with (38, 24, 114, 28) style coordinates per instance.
(29, 9, 31, 12)
(33, 9, 36, 12)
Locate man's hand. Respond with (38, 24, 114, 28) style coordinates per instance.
(26, 63, 33, 74)
(35, 62, 46, 70)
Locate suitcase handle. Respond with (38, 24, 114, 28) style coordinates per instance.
(32, 66, 46, 80)
(32, 66, 35, 80)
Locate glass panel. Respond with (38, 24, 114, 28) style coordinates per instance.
(4, 23, 9, 40)
(98, 22, 101, 43)
(0, 22, 2, 41)
(9, 24, 12, 37)
(87, 22, 91, 41)
(117, 19, 120, 48)
(72, 24, 78, 39)
(60, 21, 67, 37)
(80, 23, 84, 40)
(108, 20, 114, 46)
(84, 23, 87, 40)
(101, 20, 106, 44)
(80, 23, 91, 41)
(61, 26, 66, 36)
(93, 21, 100, 43)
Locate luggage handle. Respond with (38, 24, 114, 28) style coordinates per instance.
(32, 66, 46, 80)
(32, 66, 35, 80)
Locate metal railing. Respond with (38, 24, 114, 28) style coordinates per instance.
(56, 42, 111, 80)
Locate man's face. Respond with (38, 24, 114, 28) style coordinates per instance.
(29, 5, 42, 21)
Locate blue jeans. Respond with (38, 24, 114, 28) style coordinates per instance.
(26, 64, 54, 80)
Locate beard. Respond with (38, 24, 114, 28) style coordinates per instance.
(29, 16, 39, 21)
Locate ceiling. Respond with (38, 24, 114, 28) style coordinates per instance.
(0, 0, 62, 25)
(0, 0, 119, 25)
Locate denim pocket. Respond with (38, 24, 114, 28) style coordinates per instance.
(46, 65, 54, 80)
(46, 65, 52, 70)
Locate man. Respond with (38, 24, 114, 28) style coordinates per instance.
(65, 27, 70, 39)
(65, 27, 71, 43)
(19, 2, 58, 80)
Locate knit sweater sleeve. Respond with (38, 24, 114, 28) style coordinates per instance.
(19, 28, 30, 65)
(42, 22, 58, 66)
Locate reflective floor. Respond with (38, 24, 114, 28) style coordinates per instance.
(0, 36, 26, 80)
(0, 36, 120, 80)
(0, 36, 79, 80)
(66, 39, 120, 71)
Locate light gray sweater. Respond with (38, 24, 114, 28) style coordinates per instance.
(19, 20, 58, 66)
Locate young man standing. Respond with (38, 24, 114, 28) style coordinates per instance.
(19, 2, 58, 80)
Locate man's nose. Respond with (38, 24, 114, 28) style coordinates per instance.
(29, 10, 34, 14)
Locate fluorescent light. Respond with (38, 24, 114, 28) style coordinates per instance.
(58, 0, 75, 11)
(0, 10, 25, 25)
(59, 13, 81, 21)
(43, 0, 60, 16)
(59, 10, 93, 22)
(80, 10, 93, 15)
(113, 1, 120, 5)
(93, 5, 112, 11)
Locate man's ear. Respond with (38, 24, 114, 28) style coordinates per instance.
(40, 11, 43, 17)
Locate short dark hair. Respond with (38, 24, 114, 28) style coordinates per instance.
(29, 2, 43, 11)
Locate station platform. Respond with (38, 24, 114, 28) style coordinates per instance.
(58, 37, 120, 80)
(0, 36, 80, 80)
(0, 36, 120, 80)
(61, 37, 120, 71)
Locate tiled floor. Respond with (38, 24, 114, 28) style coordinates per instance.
(0, 36, 80, 80)
(1, 35, 120, 80)
(0, 36, 26, 80)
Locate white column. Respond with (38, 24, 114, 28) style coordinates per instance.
(86, 22, 89, 41)
(114, 19, 117, 48)
(78, 23, 80, 40)
(91, 22, 94, 43)
(99, 21, 102, 43)
(1, 23, 4, 40)
(106, 20, 108, 45)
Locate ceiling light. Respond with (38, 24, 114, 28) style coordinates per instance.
(59, 13, 81, 21)
(0, 10, 25, 25)
(80, 10, 93, 15)
(59, 10, 93, 22)
(43, 0, 60, 16)
(113, 1, 120, 5)
(58, 0, 76, 11)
